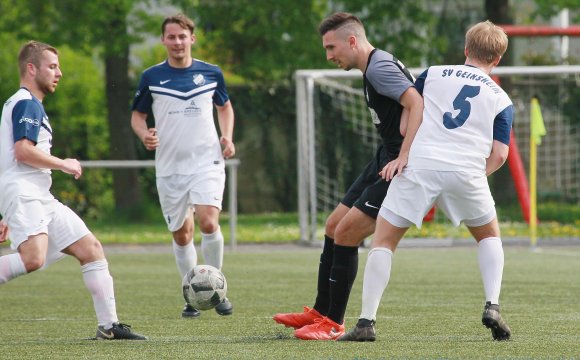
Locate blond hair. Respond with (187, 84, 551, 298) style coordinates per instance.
(465, 20, 508, 64)
(18, 41, 58, 77)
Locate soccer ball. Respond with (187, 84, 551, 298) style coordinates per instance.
(182, 265, 227, 310)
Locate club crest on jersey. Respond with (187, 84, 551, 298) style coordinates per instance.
(193, 74, 205, 86)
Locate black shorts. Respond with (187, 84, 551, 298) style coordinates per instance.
(341, 144, 398, 219)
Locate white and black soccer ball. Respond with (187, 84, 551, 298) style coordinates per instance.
(182, 265, 227, 310)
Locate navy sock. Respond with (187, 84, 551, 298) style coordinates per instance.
(313, 235, 334, 315)
(327, 244, 359, 324)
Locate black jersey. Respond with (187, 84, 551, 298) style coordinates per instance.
(363, 49, 415, 152)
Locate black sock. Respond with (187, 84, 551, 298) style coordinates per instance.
(313, 235, 334, 315)
(327, 244, 359, 325)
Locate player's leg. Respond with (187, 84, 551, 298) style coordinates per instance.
(195, 205, 222, 269)
(337, 211, 409, 342)
(467, 218, 511, 341)
(295, 150, 390, 339)
(158, 176, 200, 317)
(0, 198, 51, 283)
(172, 211, 197, 275)
(276, 156, 378, 331)
(58, 205, 146, 340)
(442, 172, 510, 340)
(190, 169, 232, 316)
(295, 206, 376, 340)
(315, 203, 350, 314)
(273, 203, 349, 329)
(325, 207, 375, 324)
(0, 234, 48, 283)
(339, 170, 429, 341)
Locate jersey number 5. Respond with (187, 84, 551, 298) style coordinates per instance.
(443, 85, 481, 129)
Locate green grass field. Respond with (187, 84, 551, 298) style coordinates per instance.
(83, 212, 580, 245)
(1, 245, 579, 359)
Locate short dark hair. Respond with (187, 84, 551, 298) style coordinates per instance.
(162, 14, 195, 35)
(18, 41, 58, 77)
(318, 12, 364, 36)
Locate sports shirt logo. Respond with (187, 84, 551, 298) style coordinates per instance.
(19, 117, 40, 126)
(364, 201, 379, 210)
(160, 79, 171, 85)
(193, 74, 205, 86)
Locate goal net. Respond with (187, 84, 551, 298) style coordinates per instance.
(296, 66, 580, 243)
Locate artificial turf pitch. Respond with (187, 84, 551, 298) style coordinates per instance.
(1, 245, 579, 359)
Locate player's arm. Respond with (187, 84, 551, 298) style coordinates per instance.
(14, 139, 82, 179)
(215, 100, 235, 159)
(0, 219, 8, 243)
(399, 107, 409, 137)
(486, 104, 513, 176)
(486, 140, 509, 176)
(131, 110, 158, 151)
(380, 87, 424, 180)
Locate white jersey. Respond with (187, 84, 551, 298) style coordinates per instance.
(132, 59, 229, 177)
(0, 88, 54, 212)
(408, 65, 513, 174)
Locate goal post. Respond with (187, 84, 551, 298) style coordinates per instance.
(296, 65, 580, 244)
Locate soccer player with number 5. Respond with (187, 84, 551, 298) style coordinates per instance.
(339, 20, 513, 342)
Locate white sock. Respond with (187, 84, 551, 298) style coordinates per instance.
(201, 227, 224, 270)
(81, 260, 118, 328)
(173, 240, 197, 279)
(477, 237, 504, 304)
(360, 247, 393, 321)
(0, 253, 27, 284)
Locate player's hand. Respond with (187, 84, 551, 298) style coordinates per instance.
(379, 154, 408, 181)
(143, 128, 159, 151)
(61, 158, 82, 179)
(0, 220, 9, 243)
(220, 136, 235, 159)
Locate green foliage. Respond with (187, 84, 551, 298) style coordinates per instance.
(228, 84, 297, 212)
(0, 34, 22, 106)
(532, 0, 580, 22)
(172, 0, 329, 81)
(44, 46, 113, 219)
(337, 1, 448, 66)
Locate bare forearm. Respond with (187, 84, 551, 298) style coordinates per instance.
(15, 142, 66, 170)
(217, 101, 234, 140)
(486, 141, 509, 176)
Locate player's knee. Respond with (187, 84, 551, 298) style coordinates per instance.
(333, 226, 364, 247)
(21, 254, 46, 272)
(325, 216, 340, 237)
(197, 217, 219, 234)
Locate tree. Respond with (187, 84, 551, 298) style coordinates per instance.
(0, 0, 164, 214)
(49, 0, 151, 214)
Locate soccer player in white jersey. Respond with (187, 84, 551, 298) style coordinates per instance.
(0, 41, 146, 340)
(339, 20, 513, 342)
(131, 14, 235, 318)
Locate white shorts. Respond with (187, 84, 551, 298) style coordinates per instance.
(156, 170, 225, 232)
(380, 169, 496, 228)
(3, 196, 90, 261)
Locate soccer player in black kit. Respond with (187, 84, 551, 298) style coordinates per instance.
(274, 12, 424, 340)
